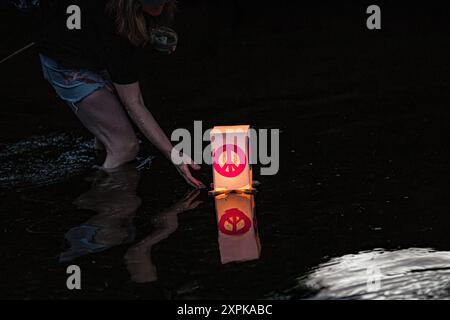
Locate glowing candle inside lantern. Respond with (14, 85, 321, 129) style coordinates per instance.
(215, 193, 261, 264)
(210, 125, 253, 193)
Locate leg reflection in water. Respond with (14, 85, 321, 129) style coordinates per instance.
(125, 190, 202, 283)
(59, 164, 203, 284)
(59, 164, 142, 263)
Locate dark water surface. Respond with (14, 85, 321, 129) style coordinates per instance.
(1, 1, 449, 299)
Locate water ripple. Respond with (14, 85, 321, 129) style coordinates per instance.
(0, 133, 95, 189)
(268, 248, 450, 300)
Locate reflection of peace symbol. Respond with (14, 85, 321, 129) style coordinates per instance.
(213, 144, 247, 178)
(219, 208, 252, 236)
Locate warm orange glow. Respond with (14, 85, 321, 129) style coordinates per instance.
(210, 125, 253, 193)
(215, 193, 261, 264)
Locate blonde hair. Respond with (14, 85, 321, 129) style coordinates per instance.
(106, 0, 176, 47)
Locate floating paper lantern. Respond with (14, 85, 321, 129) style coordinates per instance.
(215, 192, 261, 264)
(210, 125, 252, 193)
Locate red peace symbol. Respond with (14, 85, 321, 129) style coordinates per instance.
(219, 208, 252, 236)
(213, 144, 247, 178)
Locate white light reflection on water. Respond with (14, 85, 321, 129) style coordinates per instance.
(296, 248, 450, 300)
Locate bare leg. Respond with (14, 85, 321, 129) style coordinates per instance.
(74, 89, 139, 169)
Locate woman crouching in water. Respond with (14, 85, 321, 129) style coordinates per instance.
(39, 0, 204, 188)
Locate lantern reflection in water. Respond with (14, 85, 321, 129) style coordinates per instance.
(214, 192, 261, 264)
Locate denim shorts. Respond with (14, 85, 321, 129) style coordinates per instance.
(39, 54, 110, 112)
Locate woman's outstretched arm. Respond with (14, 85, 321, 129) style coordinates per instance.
(114, 82, 205, 189)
